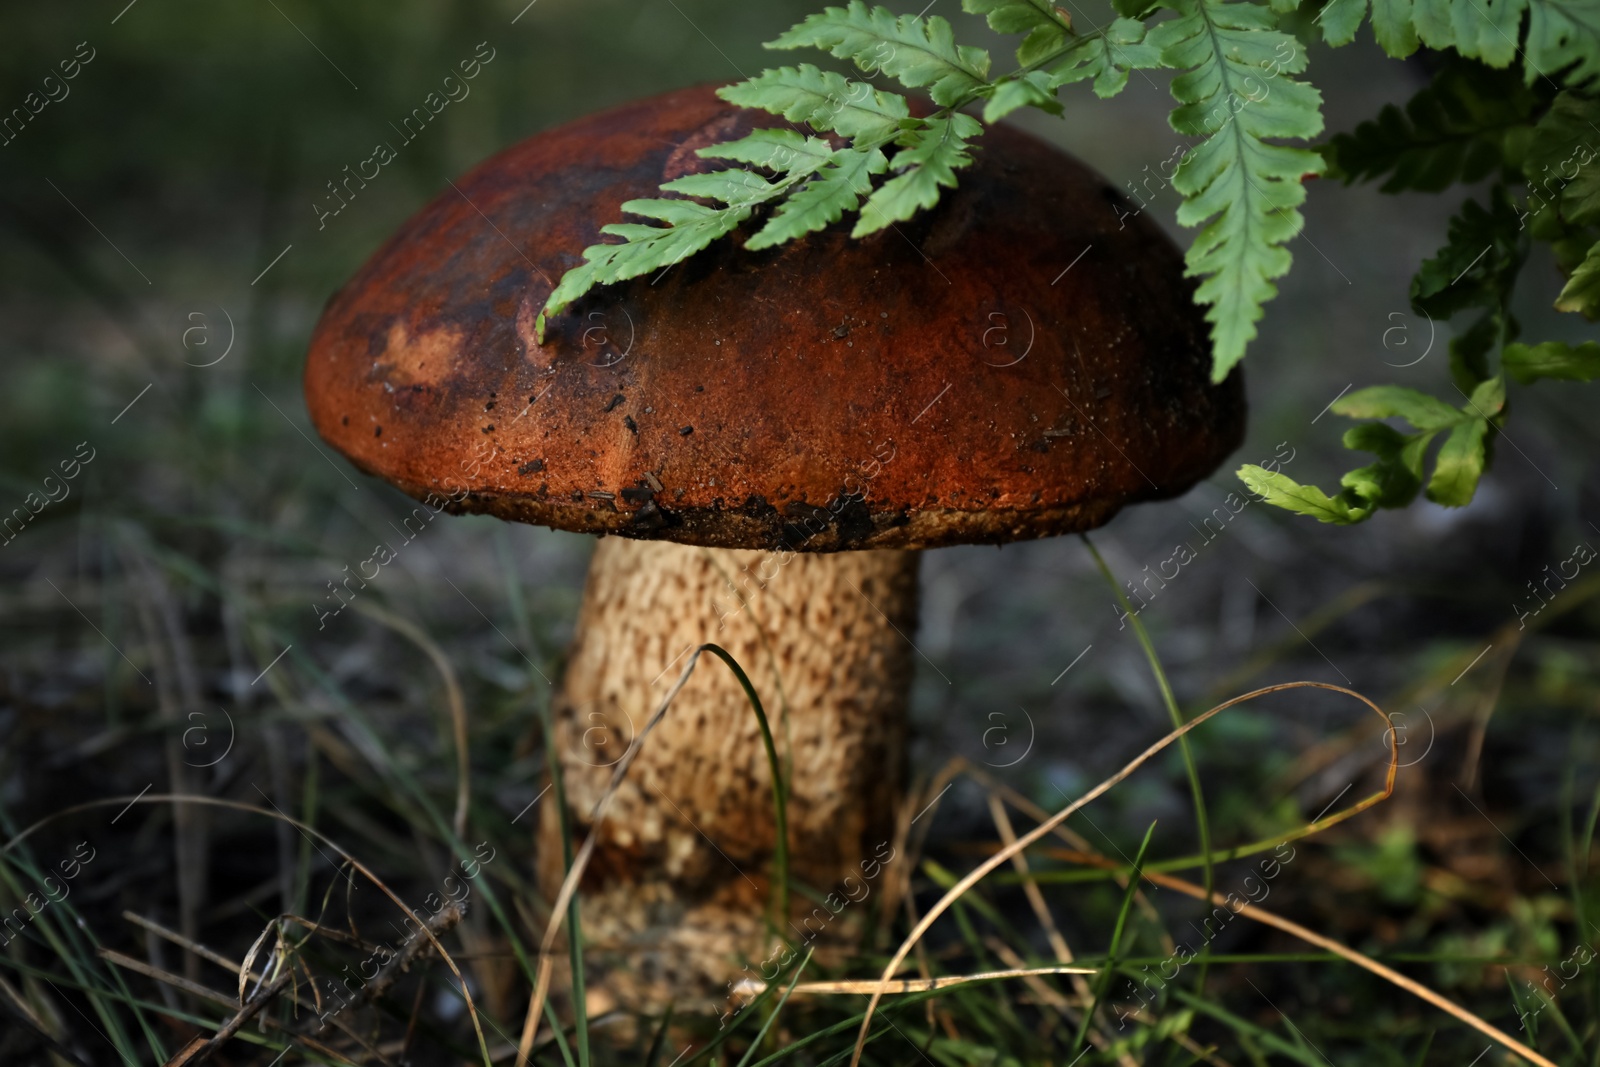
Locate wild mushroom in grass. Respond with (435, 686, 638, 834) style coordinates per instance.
(303, 85, 1244, 1008)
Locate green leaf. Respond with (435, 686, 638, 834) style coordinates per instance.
(1409, 189, 1527, 320)
(1525, 0, 1600, 87)
(1555, 239, 1600, 314)
(769, 1, 993, 107)
(1525, 93, 1600, 225)
(717, 65, 912, 142)
(1249, 378, 1503, 523)
(661, 170, 783, 206)
(1150, 0, 1326, 381)
(1465, 372, 1508, 417)
(1317, 0, 1370, 46)
(1332, 384, 1468, 429)
(746, 146, 889, 248)
(1044, 17, 1164, 98)
(1238, 465, 1371, 523)
(1425, 416, 1491, 505)
(1450, 0, 1525, 69)
(854, 114, 982, 236)
(697, 129, 837, 176)
(1324, 60, 1541, 192)
(1339, 421, 1426, 507)
(1291, 0, 1418, 56)
(983, 71, 1063, 122)
(540, 198, 756, 331)
(1371, 0, 1421, 56)
(1502, 339, 1600, 380)
(963, 0, 1072, 66)
(1408, 0, 1458, 51)
(1424, 375, 1502, 506)
(1404, 0, 1600, 86)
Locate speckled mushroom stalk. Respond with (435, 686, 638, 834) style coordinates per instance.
(304, 86, 1245, 1012)
(540, 538, 918, 1006)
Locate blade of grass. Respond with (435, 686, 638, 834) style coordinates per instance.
(0, 842, 152, 1063)
(643, 1003, 675, 1067)
(1168, 986, 1326, 1067)
(702, 644, 791, 937)
(1083, 533, 1215, 991)
(538, 692, 584, 1067)
(1072, 820, 1158, 1058)
(734, 948, 814, 1067)
(521, 643, 790, 1061)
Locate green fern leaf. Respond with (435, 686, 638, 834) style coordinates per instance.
(1525, 93, 1600, 225)
(1406, 0, 1600, 86)
(963, 0, 1073, 66)
(1554, 239, 1600, 314)
(1242, 377, 1501, 522)
(769, 1, 993, 106)
(1369, 0, 1421, 55)
(747, 146, 890, 248)
(1425, 376, 1502, 506)
(1150, 0, 1326, 381)
(1045, 17, 1164, 98)
(1316, 0, 1370, 46)
(539, 198, 755, 332)
(1238, 465, 1371, 523)
(983, 71, 1063, 121)
(1406, 189, 1528, 389)
(1324, 60, 1540, 192)
(1526, 0, 1600, 86)
(717, 65, 912, 142)
(661, 170, 784, 206)
(697, 129, 837, 177)
(1332, 383, 1466, 429)
(854, 113, 983, 236)
(1410, 190, 1526, 320)
(1502, 339, 1600, 380)
(1338, 422, 1427, 508)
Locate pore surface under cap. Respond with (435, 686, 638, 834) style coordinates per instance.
(304, 85, 1246, 551)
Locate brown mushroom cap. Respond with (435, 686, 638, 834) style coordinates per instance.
(304, 85, 1245, 551)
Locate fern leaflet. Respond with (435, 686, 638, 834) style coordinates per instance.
(1150, 0, 1326, 381)
(768, 1, 993, 106)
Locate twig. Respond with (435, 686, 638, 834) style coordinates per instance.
(315, 899, 464, 1032)
(734, 965, 1094, 995)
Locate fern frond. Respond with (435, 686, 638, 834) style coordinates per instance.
(1150, 0, 1326, 381)
(1312, 0, 1420, 53)
(854, 114, 983, 236)
(1044, 16, 1164, 98)
(747, 146, 890, 248)
(983, 71, 1063, 122)
(1525, 92, 1600, 225)
(1525, 0, 1600, 86)
(717, 65, 912, 142)
(538, 193, 766, 334)
(1324, 60, 1542, 192)
(963, 0, 1074, 66)
(769, 1, 994, 106)
(697, 129, 838, 177)
(1555, 239, 1600, 314)
(1316, 0, 1600, 83)
(1238, 377, 1505, 522)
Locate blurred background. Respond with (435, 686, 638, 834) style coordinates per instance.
(2, 1, 1598, 1064)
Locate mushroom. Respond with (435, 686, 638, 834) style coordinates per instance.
(304, 85, 1244, 1008)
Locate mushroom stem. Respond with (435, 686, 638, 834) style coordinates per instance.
(538, 536, 919, 1007)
